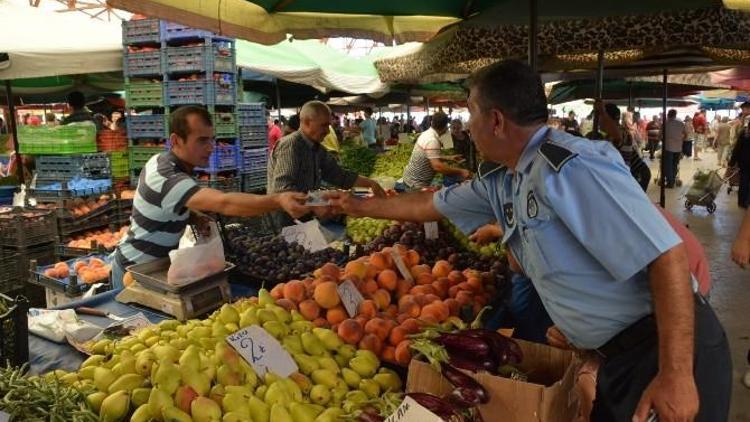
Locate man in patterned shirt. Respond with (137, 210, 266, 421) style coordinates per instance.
(112, 106, 309, 288)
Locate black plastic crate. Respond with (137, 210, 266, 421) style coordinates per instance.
(0, 208, 57, 248)
(241, 170, 267, 192)
(0, 294, 29, 367)
(56, 242, 112, 259)
(30, 254, 111, 296)
(5, 244, 56, 290)
(165, 42, 235, 74)
(122, 18, 161, 45)
(30, 180, 112, 201)
(196, 176, 240, 192)
(0, 249, 19, 295)
(123, 49, 164, 77)
(36, 153, 111, 181)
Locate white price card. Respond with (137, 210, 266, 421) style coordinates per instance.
(337, 279, 365, 317)
(424, 222, 439, 240)
(0, 410, 9, 422)
(281, 220, 329, 252)
(226, 326, 298, 378)
(384, 396, 444, 422)
(390, 249, 414, 282)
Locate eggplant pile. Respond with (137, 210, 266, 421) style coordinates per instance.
(435, 329, 523, 374)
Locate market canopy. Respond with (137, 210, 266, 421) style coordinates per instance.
(106, 0, 503, 44)
(0, 0, 122, 80)
(374, 1, 750, 82)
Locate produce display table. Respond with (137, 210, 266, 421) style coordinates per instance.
(28, 283, 256, 374)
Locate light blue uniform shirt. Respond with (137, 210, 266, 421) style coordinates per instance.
(434, 127, 682, 349)
(360, 118, 376, 145)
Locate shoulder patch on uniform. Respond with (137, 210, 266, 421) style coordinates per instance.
(538, 142, 578, 172)
(478, 161, 505, 179)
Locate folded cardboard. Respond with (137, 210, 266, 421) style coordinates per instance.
(406, 338, 580, 422)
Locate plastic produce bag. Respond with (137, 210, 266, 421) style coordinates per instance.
(28, 308, 101, 343)
(167, 221, 225, 286)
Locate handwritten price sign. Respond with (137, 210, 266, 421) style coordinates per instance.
(226, 326, 298, 378)
(337, 279, 365, 317)
(281, 221, 329, 252)
(424, 222, 439, 240)
(390, 249, 414, 282)
(384, 397, 444, 422)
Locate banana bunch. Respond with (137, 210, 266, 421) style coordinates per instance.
(51, 288, 403, 421)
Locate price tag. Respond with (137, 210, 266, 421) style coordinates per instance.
(384, 396, 444, 422)
(390, 249, 414, 282)
(424, 222, 439, 240)
(226, 326, 298, 378)
(281, 220, 329, 252)
(337, 279, 365, 317)
(0, 411, 9, 422)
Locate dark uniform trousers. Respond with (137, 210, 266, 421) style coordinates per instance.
(591, 295, 731, 422)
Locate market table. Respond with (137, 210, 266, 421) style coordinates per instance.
(28, 283, 257, 375)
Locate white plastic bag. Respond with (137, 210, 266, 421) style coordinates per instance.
(167, 221, 225, 286)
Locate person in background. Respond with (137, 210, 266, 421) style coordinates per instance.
(399, 112, 471, 190)
(450, 119, 476, 171)
(61, 91, 94, 125)
(268, 113, 283, 152)
(562, 110, 580, 135)
(359, 107, 377, 149)
(709, 115, 721, 150)
(692, 110, 707, 160)
(685, 115, 696, 160)
(419, 115, 432, 132)
(92, 114, 110, 132)
(596, 101, 651, 192)
(45, 113, 57, 126)
(0, 117, 5, 134)
(715, 116, 732, 166)
(646, 115, 661, 159)
(112, 106, 310, 288)
(733, 208, 750, 268)
(663, 110, 687, 188)
(267, 101, 385, 229)
(320, 123, 341, 157)
(331, 114, 343, 143)
(282, 114, 300, 137)
(729, 119, 750, 209)
(377, 117, 390, 147)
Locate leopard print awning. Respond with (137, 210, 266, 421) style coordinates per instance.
(375, 6, 750, 82)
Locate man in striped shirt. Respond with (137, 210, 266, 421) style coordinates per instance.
(400, 112, 471, 190)
(267, 101, 385, 228)
(112, 106, 309, 288)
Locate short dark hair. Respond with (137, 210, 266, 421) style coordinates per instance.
(468, 60, 548, 126)
(667, 109, 677, 118)
(364, 107, 373, 116)
(66, 91, 86, 109)
(430, 112, 449, 131)
(604, 103, 620, 122)
(170, 106, 212, 140)
(288, 114, 300, 131)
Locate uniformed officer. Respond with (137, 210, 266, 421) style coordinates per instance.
(325, 60, 731, 422)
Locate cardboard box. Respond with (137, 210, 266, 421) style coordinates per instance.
(406, 339, 580, 422)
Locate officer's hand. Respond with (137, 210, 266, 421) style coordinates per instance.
(277, 192, 310, 219)
(545, 326, 572, 350)
(731, 237, 750, 269)
(469, 224, 503, 245)
(459, 169, 473, 180)
(322, 191, 362, 217)
(633, 371, 699, 422)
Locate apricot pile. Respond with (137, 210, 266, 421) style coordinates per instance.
(269, 244, 498, 367)
(43, 257, 110, 284)
(67, 226, 129, 250)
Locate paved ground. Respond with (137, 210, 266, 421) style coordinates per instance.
(643, 149, 749, 421)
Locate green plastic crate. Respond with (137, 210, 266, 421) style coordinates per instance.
(110, 151, 129, 178)
(17, 123, 97, 155)
(125, 82, 164, 108)
(128, 146, 163, 170)
(212, 112, 237, 138)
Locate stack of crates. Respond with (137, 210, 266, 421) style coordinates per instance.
(0, 207, 58, 306)
(238, 103, 268, 192)
(122, 18, 241, 192)
(97, 129, 129, 194)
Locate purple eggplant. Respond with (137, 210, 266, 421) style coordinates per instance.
(435, 333, 491, 357)
(358, 411, 384, 422)
(446, 387, 484, 408)
(448, 353, 498, 374)
(406, 392, 464, 420)
(462, 329, 523, 365)
(442, 365, 489, 404)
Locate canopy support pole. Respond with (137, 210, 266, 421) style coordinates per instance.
(4, 81, 23, 184)
(274, 78, 282, 121)
(406, 89, 411, 131)
(628, 82, 633, 109)
(592, 49, 604, 135)
(528, 0, 538, 71)
(659, 69, 668, 208)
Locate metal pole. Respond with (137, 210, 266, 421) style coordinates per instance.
(659, 69, 668, 208)
(528, 0, 538, 71)
(628, 82, 633, 109)
(592, 49, 604, 135)
(4, 81, 23, 184)
(274, 78, 282, 121)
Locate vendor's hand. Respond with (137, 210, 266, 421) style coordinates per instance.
(732, 237, 750, 269)
(322, 190, 362, 217)
(370, 183, 387, 198)
(311, 206, 336, 220)
(277, 192, 310, 219)
(546, 326, 573, 350)
(189, 212, 213, 238)
(469, 224, 503, 245)
(633, 371, 699, 422)
(459, 169, 473, 180)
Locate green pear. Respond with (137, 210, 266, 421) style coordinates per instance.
(312, 328, 343, 351)
(310, 369, 338, 389)
(178, 345, 202, 373)
(289, 320, 314, 334)
(301, 333, 326, 356)
(130, 404, 154, 422)
(315, 356, 340, 374)
(309, 385, 331, 406)
(191, 397, 222, 422)
(239, 309, 259, 328)
(292, 354, 320, 375)
(314, 407, 344, 422)
(289, 402, 318, 422)
(341, 368, 361, 389)
(258, 289, 273, 307)
(152, 361, 181, 395)
(282, 335, 304, 354)
(262, 321, 288, 339)
(222, 393, 251, 417)
(161, 406, 192, 422)
(218, 304, 240, 325)
(131, 387, 151, 407)
(99, 390, 130, 422)
(148, 387, 173, 421)
(270, 404, 293, 422)
(86, 391, 107, 413)
(248, 395, 270, 422)
(93, 367, 117, 392)
(216, 364, 242, 386)
(358, 378, 381, 399)
(181, 368, 211, 396)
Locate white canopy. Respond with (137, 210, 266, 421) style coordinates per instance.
(0, 0, 123, 80)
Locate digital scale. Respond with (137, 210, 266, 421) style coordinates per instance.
(116, 257, 233, 321)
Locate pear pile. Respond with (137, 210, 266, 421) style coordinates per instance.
(59, 288, 403, 422)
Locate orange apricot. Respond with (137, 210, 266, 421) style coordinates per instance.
(358, 300, 378, 319)
(385, 304, 399, 319)
(369, 252, 389, 271)
(362, 279, 379, 296)
(313, 281, 341, 309)
(466, 277, 483, 292)
(299, 299, 321, 320)
(270, 283, 285, 300)
(388, 326, 407, 346)
(399, 318, 421, 334)
(415, 273, 434, 286)
(398, 299, 421, 318)
(344, 261, 367, 280)
(395, 340, 412, 366)
(358, 333, 383, 355)
(364, 318, 392, 342)
(409, 264, 430, 279)
(337, 319, 364, 345)
(431, 260, 452, 278)
(444, 298, 461, 316)
(455, 290, 474, 306)
(396, 279, 414, 298)
(377, 270, 398, 291)
(406, 250, 420, 267)
(381, 346, 397, 364)
(276, 298, 297, 312)
(312, 317, 330, 328)
(283, 280, 307, 303)
(372, 289, 391, 310)
(447, 270, 465, 286)
(326, 306, 348, 325)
